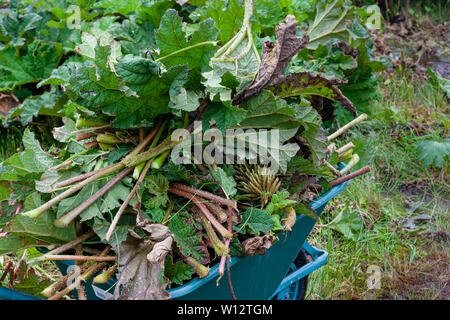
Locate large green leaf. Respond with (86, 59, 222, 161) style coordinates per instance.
(69, 42, 189, 128)
(416, 138, 450, 169)
(164, 258, 194, 285)
(168, 213, 209, 263)
(202, 102, 247, 133)
(0, 233, 40, 255)
(5, 91, 64, 126)
(306, 0, 367, 49)
(0, 10, 42, 47)
(0, 40, 62, 90)
(156, 9, 218, 84)
(190, 0, 244, 45)
(235, 207, 273, 235)
(296, 106, 328, 165)
(1, 128, 60, 180)
(6, 209, 76, 245)
(238, 90, 301, 129)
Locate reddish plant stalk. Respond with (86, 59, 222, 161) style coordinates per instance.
(42, 231, 95, 257)
(203, 201, 228, 223)
(217, 207, 233, 285)
(196, 211, 229, 256)
(171, 183, 237, 210)
(105, 159, 153, 242)
(330, 166, 371, 187)
(227, 258, 237, 300)
(76, 132, 96, 142)
(48, 247, 111, 300)
(168, 187, 232, 239)
(54, 166, 134, 228)
(43, 255, 116, 262)
(49, 160, 73, 171)
(52, 163, 118, 190)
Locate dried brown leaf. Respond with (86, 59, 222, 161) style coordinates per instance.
(240, 234, 277, 256)
(113, 225, 173, 300)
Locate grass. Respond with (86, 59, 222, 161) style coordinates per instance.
(0, 126, 23, 162)
(306, 71, 449, 300)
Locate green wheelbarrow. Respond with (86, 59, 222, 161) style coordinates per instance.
(0, 176, 349, 300)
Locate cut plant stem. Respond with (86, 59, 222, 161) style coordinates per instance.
(338, 148, 353, 161)
(337, 142, 355, 155)
(330, 166, 371, 187)
(54, 166, 134, 228)
(185, 257, 210, 279)
(171, 183, 237, 210)
(76, 132, 96, 142)
(327, 114, 368, 141)
(49, 160, 73, 171)
(48, 246, 111, 300)
(52, 163, 118, 190)
(43, 255, 116, 262)
(97, 133, 122, 145)
(151, 150, 170, 169)
(196, 210, 229, 256)
(204, 201, 228, 223)
(93, 264, 117, 284)
(41, 267, 83, 297)
(99, 142, 113, 151)
(122, 138, 177, 167)
(41, 231, 95, 258)
(339, 154, 360, 175)
(323, 160, 342, 176)
(217, 207, 233, 286)
(327, 143, 336, 153)
(71, 125, 110, 134)
(83, 141, 98, 150)
(27, 164, 124, 220)
(76, 118, 108, 129)
(105, 160, 152, 241)
(169, 186, 232, 239)
(24, 127, 161, 219)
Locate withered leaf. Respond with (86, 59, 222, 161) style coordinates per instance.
(232, 15, 309, 105)
(232, 15, 356, 116)
(240, 234, 277, 256)
(269, 72, 355, 115)
(113, 225, 173, 300)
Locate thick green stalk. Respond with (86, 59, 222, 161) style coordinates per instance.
(54, 166, 133, 228)
(105, 159, 153, 241)
(197, 212, 229, 256)
(327, 114, 368, 141)
(122, 138, 177, 168)
(339, 154, 360, 175)
(76, 118, 108, 129)
(22, 163, 125, 219)
(171, 183, 237, 210)
(185, 257, 210, 279)
(151, 150, 170, 169)
(97, 133, 122, 145)
(93, 264, 117, 284)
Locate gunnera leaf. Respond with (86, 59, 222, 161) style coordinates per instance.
(232, 14, 309, 105)
(232, 14, 356, 116)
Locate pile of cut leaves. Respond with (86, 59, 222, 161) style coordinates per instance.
(0, 0, 375, 300)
